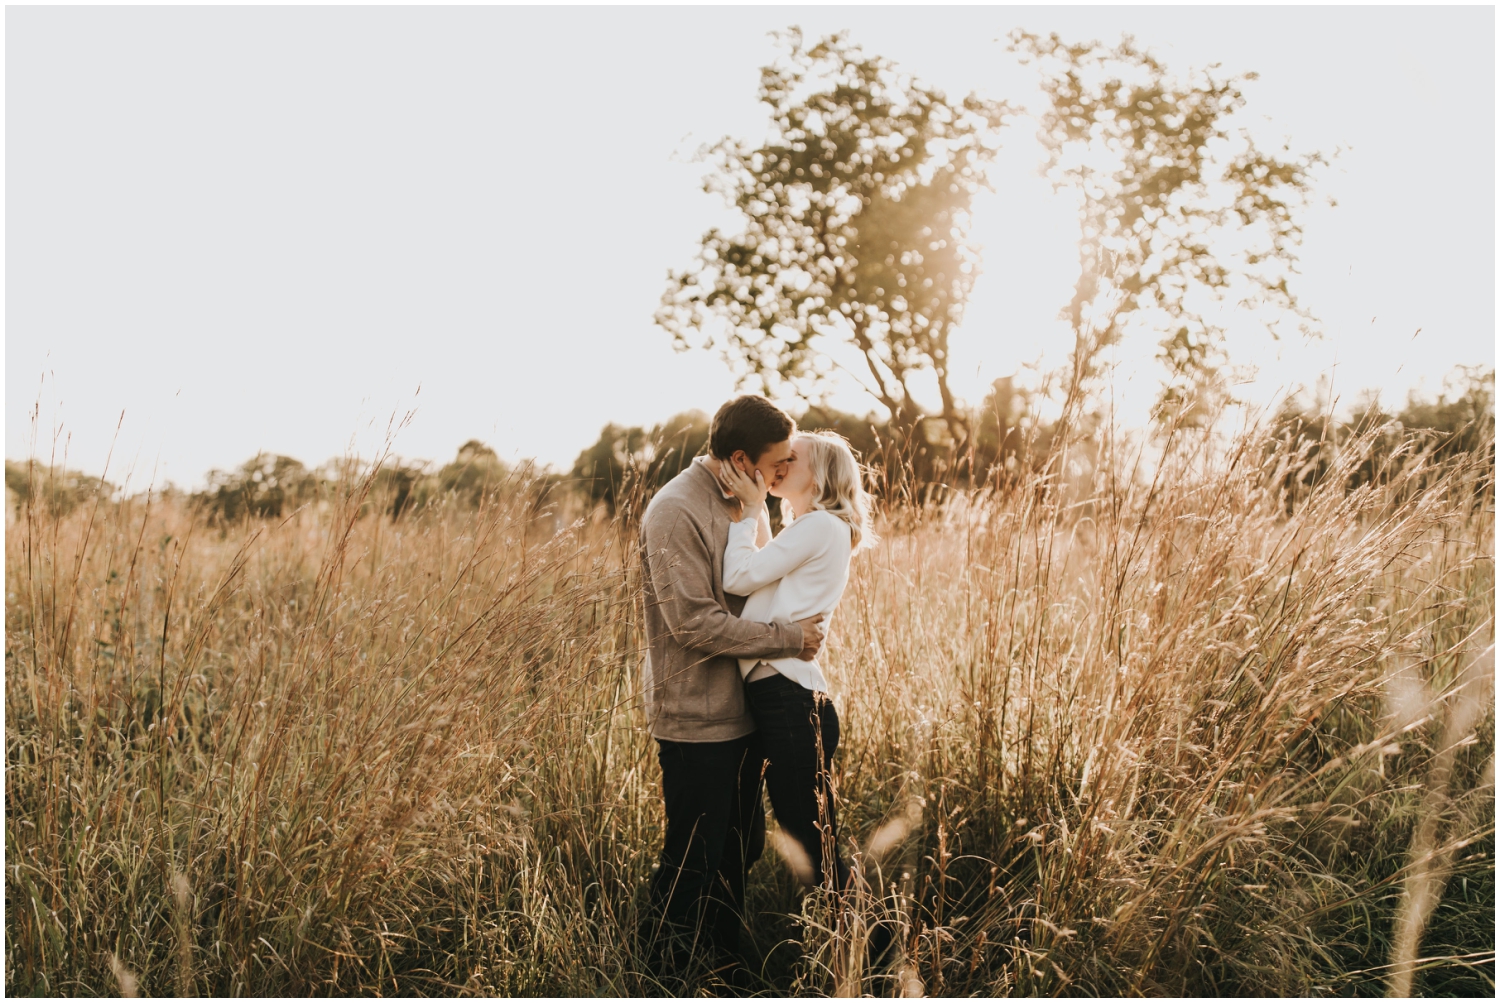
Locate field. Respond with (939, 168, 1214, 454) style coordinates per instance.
(6, 420, 1494, 996)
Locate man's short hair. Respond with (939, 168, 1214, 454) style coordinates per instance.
(708, 395, 796, 462)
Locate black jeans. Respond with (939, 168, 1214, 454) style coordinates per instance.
(646, 734, 766, 967)
(746, 672, 850, 890)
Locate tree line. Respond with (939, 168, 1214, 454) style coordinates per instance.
(4, 438, 510, 524)
(4, 367, 1491, 526)
(572, 369, 1494, 514)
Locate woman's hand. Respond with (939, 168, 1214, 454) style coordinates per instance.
(719, 460, 768, 516)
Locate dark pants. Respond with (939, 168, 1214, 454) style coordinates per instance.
(746, 673, 850, 890)
(646, 734, 766, 967)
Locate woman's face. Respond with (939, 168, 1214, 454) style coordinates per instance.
(770, 435, 816, 507)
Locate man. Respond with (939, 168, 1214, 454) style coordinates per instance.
(638, 394, 824, 975)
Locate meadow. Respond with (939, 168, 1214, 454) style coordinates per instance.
(5, 417, 1494, 996)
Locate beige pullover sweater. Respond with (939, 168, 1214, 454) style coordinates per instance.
(640, 458, 806, 742)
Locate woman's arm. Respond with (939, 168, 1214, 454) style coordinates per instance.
(755, 504, 773, 548)
(723, 516, 828, 595)
(716, 460, 771, 548)
(643, 502, 806, 658)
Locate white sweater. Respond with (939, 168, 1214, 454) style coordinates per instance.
(724, 509, 852, 692)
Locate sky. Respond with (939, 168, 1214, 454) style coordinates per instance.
(6, 6, 1494, 488)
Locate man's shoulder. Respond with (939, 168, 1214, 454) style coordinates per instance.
(644, 466, 716, 530)
(653, 462, 720, 508)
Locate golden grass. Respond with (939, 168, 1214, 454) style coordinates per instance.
(6, 421, 1494, 996)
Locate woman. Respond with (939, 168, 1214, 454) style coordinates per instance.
(718, 430, 874, 890)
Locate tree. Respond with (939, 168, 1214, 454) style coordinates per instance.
(1270, 367, 1494, 511)
(5, 459, 115, 517)
(197, 453, 319, 523)
(658, 29, 1008, 460)
(1011, 32, 1324, 431)
(436, 440, 509, 507)
(570, 411, 710, 514)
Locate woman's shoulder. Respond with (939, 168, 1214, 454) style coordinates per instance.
(788, 509, 852, 543)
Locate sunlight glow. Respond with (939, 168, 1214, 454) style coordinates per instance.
(4, 7, 1491, 483)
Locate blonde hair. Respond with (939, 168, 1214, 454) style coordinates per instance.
(794, 431, 877, 552)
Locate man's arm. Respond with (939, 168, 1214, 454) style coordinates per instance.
(643, 505, 805, 660)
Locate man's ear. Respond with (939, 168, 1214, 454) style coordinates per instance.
(730, 450, 750, 473)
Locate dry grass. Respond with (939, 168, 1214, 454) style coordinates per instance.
(6, 419, 1494, 996)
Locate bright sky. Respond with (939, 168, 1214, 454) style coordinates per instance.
(7, 6, 1494, 488)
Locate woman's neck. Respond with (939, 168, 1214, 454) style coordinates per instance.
(783, 490, 816, 520)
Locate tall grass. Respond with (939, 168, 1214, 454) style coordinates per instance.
(6, 418, 1493, 996)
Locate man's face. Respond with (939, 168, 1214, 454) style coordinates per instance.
(733, 439, 793, 491)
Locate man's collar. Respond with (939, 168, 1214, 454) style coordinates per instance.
(692, 455, 737, 501)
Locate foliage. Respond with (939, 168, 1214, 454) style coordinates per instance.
(189, 442, 525, 525)
(795, 404, 886, 467)
(662, 27, 1326, 475)
(4, 458, 115, 516)
(7, 414, 1492, 997)
(968, 375, 1068, 488)
(1273, 366, 1495, 507)
(658, 29, 1008, 453)
(1010, 31, 1324, 427)
(368, 459, 433, 519)
(1392, 365, 1497, 461)
(571, 411, 710, 515)
(565, 403, 1027, 514)
(435, 440, 511, 508)
(797, 399, 1031, 502)
(193, 453, 321, 524)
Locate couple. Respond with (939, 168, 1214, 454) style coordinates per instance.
(638, 393, 874, 975)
